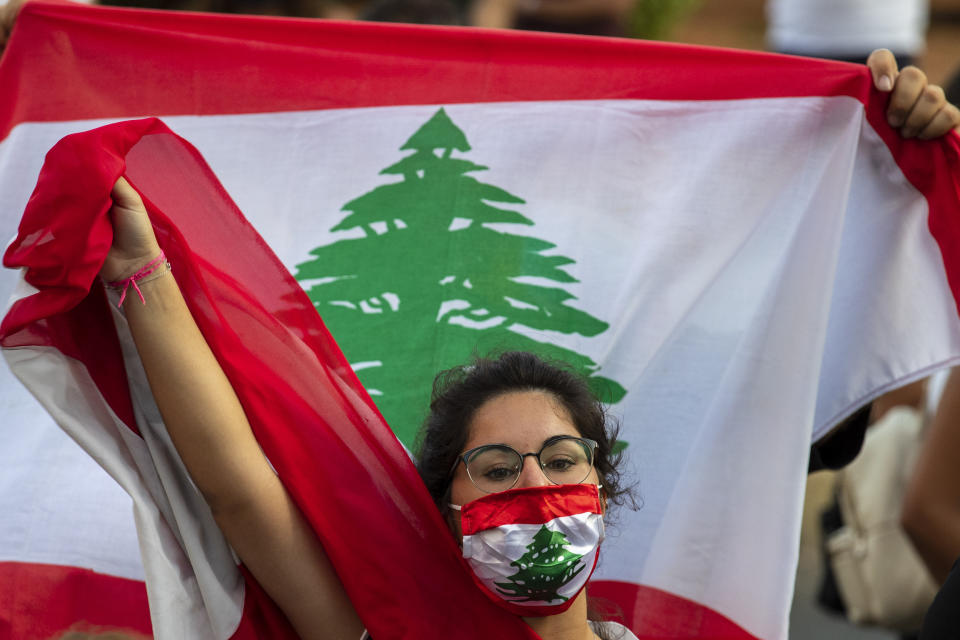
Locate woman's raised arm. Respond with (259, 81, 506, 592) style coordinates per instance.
(102, 178, 363, 640)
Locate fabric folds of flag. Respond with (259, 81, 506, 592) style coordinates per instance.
(0, 117, 536, 640)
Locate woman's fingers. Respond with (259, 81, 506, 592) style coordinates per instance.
(866, 49, 958, 139)
(917, 103, 960, 140)
(887, 65, 927, 128)
(901, 82, 946, 137)
(866, 48, 898, 92)
(111, 176, 146, 213)
(101, 177, 161, 280)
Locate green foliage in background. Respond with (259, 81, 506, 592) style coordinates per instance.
(630, 0, 701, 40)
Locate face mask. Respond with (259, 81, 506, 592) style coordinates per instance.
(449, 483, 604, 617)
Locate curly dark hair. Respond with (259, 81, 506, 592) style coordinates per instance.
(415, 351, 634, 516)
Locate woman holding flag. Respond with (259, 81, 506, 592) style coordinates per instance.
(104, 174, 627, 639)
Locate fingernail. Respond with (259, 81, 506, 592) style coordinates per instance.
(878, 75, 893, 91)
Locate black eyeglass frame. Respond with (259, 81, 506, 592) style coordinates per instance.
(449, 435, 599, 493)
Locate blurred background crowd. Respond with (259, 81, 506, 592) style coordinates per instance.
(83, 0, 960, 102)
(26, 0, 948, 141)
(4, 0, 960, 638)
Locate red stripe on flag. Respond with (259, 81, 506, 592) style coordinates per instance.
(0, 561, 151, 639)
(230, 565, 299, 639)
(460, 484, 602, 533)
(1, 119, 168, 432)
(863, 97, 960, 320)
(588, 580, 760, 640)
(2, 1, 868, 137)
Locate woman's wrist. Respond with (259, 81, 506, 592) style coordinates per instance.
(102, 250, 171, 307)
(100, 243, 163, 281)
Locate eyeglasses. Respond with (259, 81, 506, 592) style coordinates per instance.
(450, 435, 598, 494)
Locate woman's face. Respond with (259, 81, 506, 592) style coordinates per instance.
(447, 390, 601, 537)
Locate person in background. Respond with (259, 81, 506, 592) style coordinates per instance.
(901, 368, 960, 638)
(767, 0, 928, 68)
(359, 0, 460, 25)
(469, 0, 632, 36)
(903, 368, 960, 584)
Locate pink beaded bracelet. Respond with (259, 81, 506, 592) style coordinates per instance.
(104, 251, 171, 307)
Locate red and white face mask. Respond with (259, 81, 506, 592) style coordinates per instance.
(450, 483, 605, 617)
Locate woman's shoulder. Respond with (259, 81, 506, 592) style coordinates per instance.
(590, 620, 640, 640)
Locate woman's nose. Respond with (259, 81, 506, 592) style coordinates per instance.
(515, 455, 551, 488)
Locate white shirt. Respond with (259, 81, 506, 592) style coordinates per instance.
(766, 0, 928, 57)
(592, 620, 640, 639)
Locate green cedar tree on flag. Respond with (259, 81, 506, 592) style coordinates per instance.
(296, 107, 625, 445)
(2, 3, 960, 640)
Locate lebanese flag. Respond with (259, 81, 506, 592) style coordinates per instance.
(2, 2, 960, 640)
